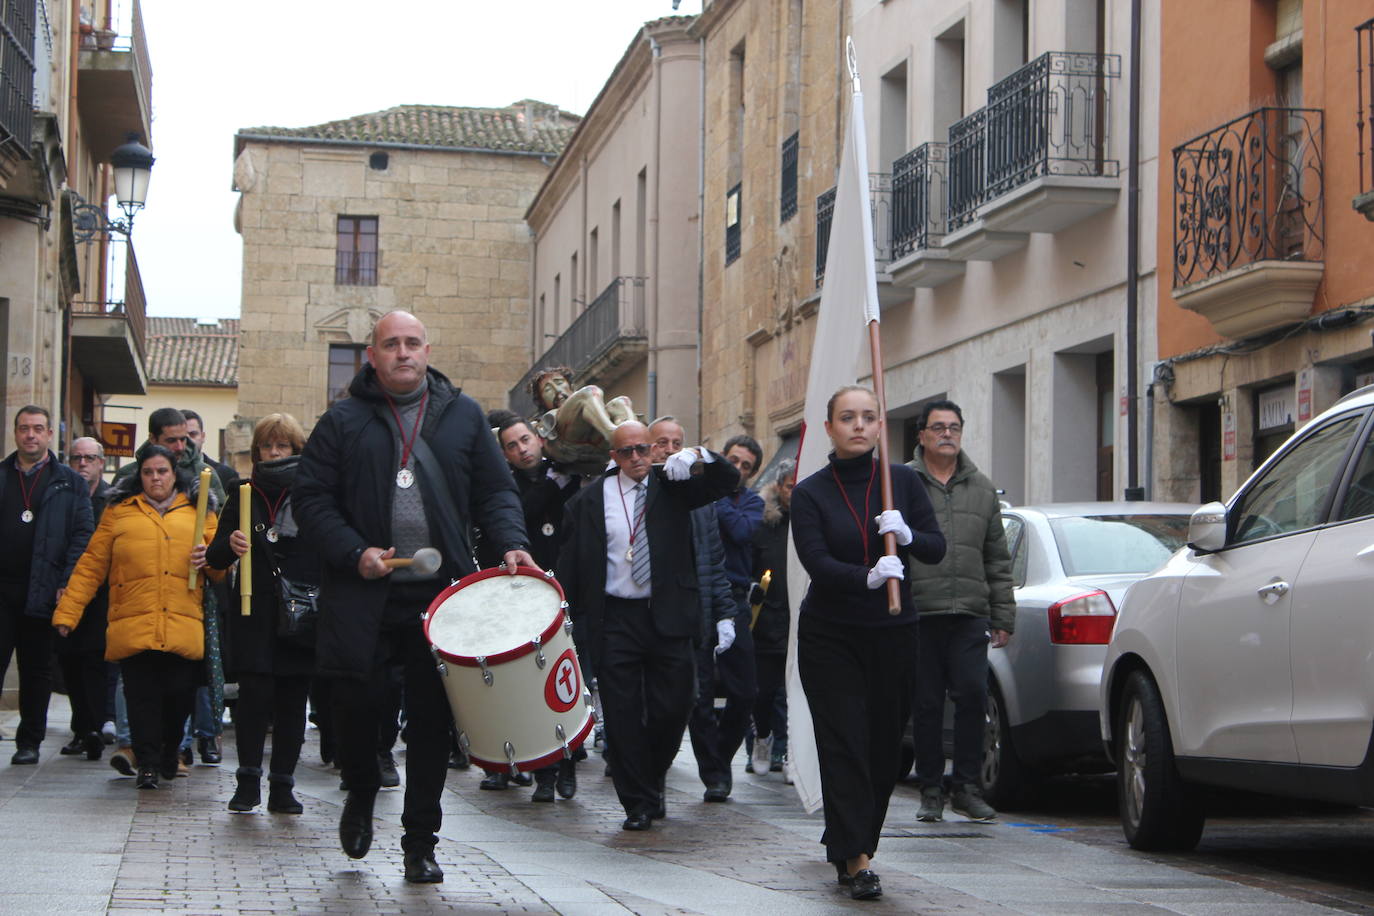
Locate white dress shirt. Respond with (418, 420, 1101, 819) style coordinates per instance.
(603, 470, 651, 599)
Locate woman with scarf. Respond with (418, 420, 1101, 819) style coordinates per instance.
(206, 413, 321, 814)
(791, 386, 945, 900)
(52, 443, 222, 789)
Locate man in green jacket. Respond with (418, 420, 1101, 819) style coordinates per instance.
(908, 400, 1014, 823)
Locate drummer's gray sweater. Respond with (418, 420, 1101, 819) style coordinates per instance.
(387, 376, 431, 580)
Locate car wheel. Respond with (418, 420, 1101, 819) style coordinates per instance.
(981, 684, 1027, 809)
(1117, 670, 1205, 851)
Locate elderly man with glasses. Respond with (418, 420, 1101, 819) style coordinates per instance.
(907, 400, 1015, 824)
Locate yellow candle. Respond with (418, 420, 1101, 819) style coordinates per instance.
(239, 481, 252, 616)
(189, 468, 211, 590)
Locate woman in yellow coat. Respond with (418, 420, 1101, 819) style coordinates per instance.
(53, 443, 222, 789)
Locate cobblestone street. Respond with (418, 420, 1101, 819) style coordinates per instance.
(4, 700, 1368, 914)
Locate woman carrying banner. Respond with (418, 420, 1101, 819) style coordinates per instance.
(790, 385, 944, 900)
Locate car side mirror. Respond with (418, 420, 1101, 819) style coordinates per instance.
(1187, 502, 1228, 554)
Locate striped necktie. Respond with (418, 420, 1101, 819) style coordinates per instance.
(631, 481, 650, 586)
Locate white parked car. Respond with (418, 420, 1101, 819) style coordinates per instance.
(1100, 385, 1374, 850)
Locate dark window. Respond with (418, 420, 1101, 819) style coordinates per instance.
(0, 0, 35, 159)
(1232, 414, 1363, 545)
(368, 151, 389, 171)
(336, 216, 378, 286)
(328, 344, 367, 405)
(1001, 515, 1027, 587)
(780, 132, 799, 222)
(725, 183, 742, 266)
(1338, 426, 1374, 522)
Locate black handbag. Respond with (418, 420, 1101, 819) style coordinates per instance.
(275, 572, 319, 638)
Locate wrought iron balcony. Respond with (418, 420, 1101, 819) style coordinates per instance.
(892, 142, 948, 258)
(947, 50, 1120, 240)
(0, 0, 36, 173)
(780, 132, 799, 223)
(508, 276, 647, 418)
(1171, 107, 1325, 337)
(70, 237, 148, 394)
(1355, 17, 1374, 219)
(814, 173, 892, 288)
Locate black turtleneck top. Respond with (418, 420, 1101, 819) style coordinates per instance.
(791, 450, 944, 626)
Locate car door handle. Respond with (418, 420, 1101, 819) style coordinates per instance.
(1257, 581, 1290, 600)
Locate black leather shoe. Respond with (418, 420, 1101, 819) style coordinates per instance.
(703, 783, 730, 802)
(556, 760, 577, 799)
(59, 736, 85, 756)
(850, 869, 882, 900)
(10, 746, 38, 765)
(835, 863, 853, 886)
(378, 753, 400, 788)
(198, 736, 221, 765)
(621, 812, 652, 831)
(338, 791, 376, 859)
(135, 769, 159, 790)
(403, 852, 444, 884)
(531, 782, 555, 803)
(479, 771, 509, 790)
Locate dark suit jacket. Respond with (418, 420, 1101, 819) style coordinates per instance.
(557, 454, 739, 670)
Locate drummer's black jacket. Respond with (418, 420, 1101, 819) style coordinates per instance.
(556, 455, 739, 671)
(294, 365, 528, 679)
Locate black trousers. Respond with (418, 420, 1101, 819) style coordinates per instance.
(57, 646, 107, 737)
(798, 613, 918, 865)
(0, 585, 54, 750)
(752, 652, 786, 741)
(333, 616, 450, 855)
(234, 672, 310, 776)
(688, 594, 757, 787)
(599, 596, 695, 817)
(121, 650, 197, 777)
(914, 615, 990, 791)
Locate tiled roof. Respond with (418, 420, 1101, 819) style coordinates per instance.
(144, 318, 238, 387)
(238, 102, 581, 155)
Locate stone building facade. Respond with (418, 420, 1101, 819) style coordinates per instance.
(518, 17, 702, 435)
(693, 0, 846, 471)
(230, 102, 577, 455)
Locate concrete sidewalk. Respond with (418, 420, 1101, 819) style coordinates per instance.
(0, 699, 1342, 915)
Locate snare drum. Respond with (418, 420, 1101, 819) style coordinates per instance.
(423, 566, 594, 774)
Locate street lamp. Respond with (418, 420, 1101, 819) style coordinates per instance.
(72, 133, 155, 242)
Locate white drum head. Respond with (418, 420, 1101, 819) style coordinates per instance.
(429, 573, 562, 659)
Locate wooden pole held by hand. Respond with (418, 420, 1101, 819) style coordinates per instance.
(189, 468, 211, 590)
(239, 481, 252, 616)
(868, 318, 902, 615)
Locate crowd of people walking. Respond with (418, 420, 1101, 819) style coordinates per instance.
(2, 308, 1018, 901)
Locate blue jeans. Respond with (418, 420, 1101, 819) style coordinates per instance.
(180, 686, 221, 749)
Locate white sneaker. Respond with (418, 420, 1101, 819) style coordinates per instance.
(782, 755, 794, 785)
(751, 735, 773, 775)
(100, 720, 117, 744)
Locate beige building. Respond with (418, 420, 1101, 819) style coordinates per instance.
(517, 17, 702, 434)
(847, 0, 1155, 505)
(102, 317, 239, 474)
(694, 0, 848, 467)
(1, 0, 154, 456)
(230, 101, 578, 455)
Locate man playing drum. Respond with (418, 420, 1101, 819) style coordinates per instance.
(294, 310, 536, 884)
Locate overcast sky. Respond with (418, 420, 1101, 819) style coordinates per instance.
(133, 0, 701, 320)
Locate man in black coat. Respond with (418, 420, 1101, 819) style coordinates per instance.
(557, 421, 739, 831)
(0, 406, 94, 764)
(293, 310, 534, 884)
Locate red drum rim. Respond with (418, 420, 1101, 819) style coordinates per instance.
(423, 565, 568, 667)
(465, 713, 596, 774)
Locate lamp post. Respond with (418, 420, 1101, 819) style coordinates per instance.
(72, 133, 155, 242)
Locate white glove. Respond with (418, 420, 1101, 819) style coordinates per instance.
(664, 447, 700, 481)
(866, 554, 905, 589)
(714, 618, 736, 655)
(875, 509, 913, 546)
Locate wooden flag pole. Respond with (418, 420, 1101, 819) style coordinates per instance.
(868, 318, 901, 615)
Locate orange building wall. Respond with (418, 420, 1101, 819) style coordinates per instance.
(1157, 1, 1374, 360)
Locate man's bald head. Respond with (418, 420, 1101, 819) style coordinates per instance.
(610, 421, 652, 482)
(367, 310, 430, 394)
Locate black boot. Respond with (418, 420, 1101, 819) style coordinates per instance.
(556, 758, 577, 799)
(228, 767, 261, 812)
(532, 768, 556, 803)
(267, 772, 303, 814)
(339, 790, 376, 859)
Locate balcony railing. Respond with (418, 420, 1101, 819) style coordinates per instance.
(948, 50, 1120, 229)
(508, 276, 647, 417)
(0, 0, 37, 157)
(725, 183, 742, 265)
(780, 131, 799, 222)
(1357, 18, 1374, 197)
(72, 238, 148, 360)
(1172, 107, 1324, 289)
(814, 172, 893, 287)
(892, 142, 949, 258)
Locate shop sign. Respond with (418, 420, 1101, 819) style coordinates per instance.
(1257, 386, 1294, 431)
(1296, 368, 1313, 424)
(1222, 410, 1236, 461)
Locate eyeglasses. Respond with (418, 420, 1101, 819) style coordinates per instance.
(613, 443, 652, 458)
(925, 424, 963, 436)
(71, 454, 103, 464)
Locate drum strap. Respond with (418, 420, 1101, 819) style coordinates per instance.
(410, 434, 476, 572)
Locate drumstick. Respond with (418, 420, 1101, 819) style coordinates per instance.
(381, 547, 442, 576)
(239, 481, 252, 616)
(189, 468, 211, 590)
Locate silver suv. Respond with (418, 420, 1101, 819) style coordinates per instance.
(1100, 385, 1374, 850)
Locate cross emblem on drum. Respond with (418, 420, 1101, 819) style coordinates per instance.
(545, 648, 580, 713)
